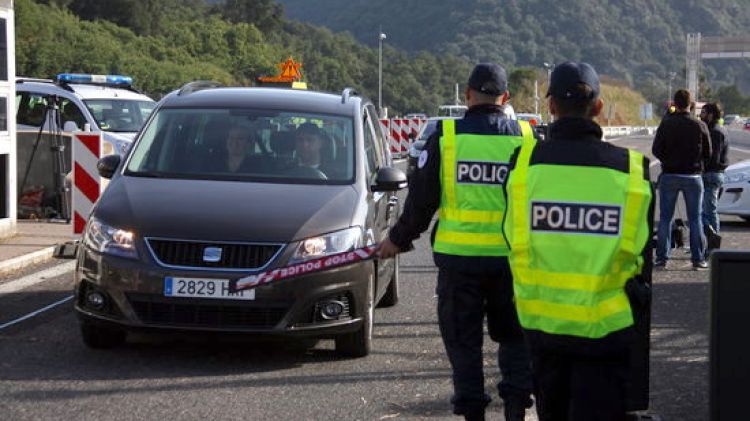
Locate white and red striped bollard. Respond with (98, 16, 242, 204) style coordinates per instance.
(72, 132, 104, 234)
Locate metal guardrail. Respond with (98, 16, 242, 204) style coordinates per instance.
(602, 126, 657, 139)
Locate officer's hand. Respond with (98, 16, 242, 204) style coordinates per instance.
(376, 238, 401, 259)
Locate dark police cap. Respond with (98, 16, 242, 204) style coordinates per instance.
(468, 63, 508, 96)
(547, 61, 600, 100)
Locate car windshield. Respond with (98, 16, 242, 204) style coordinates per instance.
(84, 99, 156, 133)
(125, 108, 355, 184)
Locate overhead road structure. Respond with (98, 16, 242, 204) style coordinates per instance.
(686, 33, 750, 98)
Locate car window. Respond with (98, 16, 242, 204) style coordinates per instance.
(362, 112, 381, 176)
(365, 105, 390, 166)
(59, 98, 87, 130)
(126, 108, 355, 185)
(84, 99, 155, 133)
(16, 92, 49, 127)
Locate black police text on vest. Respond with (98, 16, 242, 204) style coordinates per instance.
(531, 201, 621, 236)
(456, 161, 509, 185)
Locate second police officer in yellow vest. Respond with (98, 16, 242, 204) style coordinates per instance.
(378, 63, 537, 421)
(504, 62, 654, 420)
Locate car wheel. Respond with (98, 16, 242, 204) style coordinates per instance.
(80, 321, 126, 349)
(378, 254, 399, 307)
(335, 272, 373, 358)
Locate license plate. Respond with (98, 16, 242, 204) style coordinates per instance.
(164, 277, 255, 300)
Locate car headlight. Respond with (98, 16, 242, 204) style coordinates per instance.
(290, 227, 363, 263)
(84, 217, 138, 259)
(725, 172, 750, 184)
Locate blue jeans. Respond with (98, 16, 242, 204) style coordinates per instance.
(656, 174, 705, 263)
(702, 172, 724, 233)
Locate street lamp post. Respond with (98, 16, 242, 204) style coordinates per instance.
(378, 31, 387, 116)
(667, 71, 677, 105)
(543, 62, 554, 81)
(543, 62, 555, 122)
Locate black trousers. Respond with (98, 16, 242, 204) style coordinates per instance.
(436, 263, 532, 415)
(529, 338, 631, 421)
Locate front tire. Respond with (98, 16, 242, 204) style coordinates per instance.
(80, 321, 126, 349)
(335, 273, 373, 358)
(378, 255, 399, 307)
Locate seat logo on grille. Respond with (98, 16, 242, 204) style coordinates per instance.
(203, 247, 223, 263)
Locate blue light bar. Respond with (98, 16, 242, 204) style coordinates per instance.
(56, 73, 133, 86)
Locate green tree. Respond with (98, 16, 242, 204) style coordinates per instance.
(213, 0, 283, 32)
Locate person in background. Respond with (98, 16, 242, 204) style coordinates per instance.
(652, 89, 711, 270)
(699, 102, 729, 239)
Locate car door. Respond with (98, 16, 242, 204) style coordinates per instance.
(362, 106, 389, 293)
(363, 105, 396, 297)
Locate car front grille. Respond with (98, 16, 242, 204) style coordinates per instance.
(146, 238, 282, 270)
(127, 294, 287, 329)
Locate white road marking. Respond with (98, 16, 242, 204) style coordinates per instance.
(730, 146, 750, 154)
(0, 295, 74, 331)
(0, 261, 76, 296)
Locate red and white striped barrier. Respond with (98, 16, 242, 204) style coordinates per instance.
(229, 246, 378, 293)
(72, 132, 104, 234)
(379, 118, 427, 157)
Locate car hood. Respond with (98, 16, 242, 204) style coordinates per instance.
(102, 132, 136, 155)
(95, 177, 359, 243)
(726, 160, 750, 174)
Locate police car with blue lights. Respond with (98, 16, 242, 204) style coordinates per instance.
(16, 73, 156, 155)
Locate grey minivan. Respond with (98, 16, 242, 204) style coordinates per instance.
(74, 85, 407, 357)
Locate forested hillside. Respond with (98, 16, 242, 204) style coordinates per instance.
(278, 0, 750, 107)
(17, 0, 658, 121)
(18, 0, 473, 115)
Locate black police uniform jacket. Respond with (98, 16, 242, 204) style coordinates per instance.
(388, 104, 529, 274)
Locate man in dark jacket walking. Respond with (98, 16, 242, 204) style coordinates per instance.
(377, 63, 535, 421)
(699, 102, 729, 236)
(652, 89, 711, 269)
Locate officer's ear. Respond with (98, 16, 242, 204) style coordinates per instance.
(464, 87, 472, 103)
(548, 96, 558, 117)
(590, 98, 604, 118)
(500, 91, 510, 105)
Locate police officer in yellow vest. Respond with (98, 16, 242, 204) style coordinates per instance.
(503, 62, 654, 420)
(378, 63, 536, 421)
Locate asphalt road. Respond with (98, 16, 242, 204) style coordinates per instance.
(1, 131, 750, 421)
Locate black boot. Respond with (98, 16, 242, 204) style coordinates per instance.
(463, 408, 485, 421)
(503, 395, 533, 421)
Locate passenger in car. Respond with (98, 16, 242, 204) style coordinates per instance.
(225, 126, 255, 172)
(294, 123, 326, 169)
(204, 125, 258, 173)
(291, 122, 340, 179)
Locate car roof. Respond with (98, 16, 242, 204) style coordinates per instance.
(16, 79, 154, 102)
(160, 87, 363, 116)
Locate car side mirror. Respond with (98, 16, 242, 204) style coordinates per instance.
(372, 167, 407, 192)
(97, 154, 121, 179)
